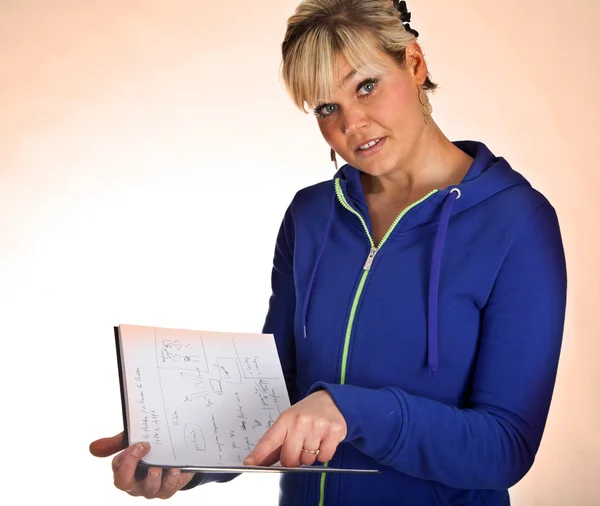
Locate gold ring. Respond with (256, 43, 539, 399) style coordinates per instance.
(301, 448, 320, 455)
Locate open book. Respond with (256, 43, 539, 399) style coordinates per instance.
(115, 324, 377, 474)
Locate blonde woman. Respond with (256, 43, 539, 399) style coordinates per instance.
(91, 1, 567, 505)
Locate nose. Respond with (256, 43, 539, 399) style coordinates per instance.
(342, 106, 368, 136)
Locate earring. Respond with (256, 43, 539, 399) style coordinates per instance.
(419, 87, 433, 117)
(330, 148, 339, 171)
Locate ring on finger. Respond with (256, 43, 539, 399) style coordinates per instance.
(301, 447, 320, 456)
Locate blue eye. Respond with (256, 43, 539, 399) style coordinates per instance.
(359, 81, 376, 94)
(358, 78, 378, 95)
(315, 103, 338, 118)
(314, 78, 379, 119)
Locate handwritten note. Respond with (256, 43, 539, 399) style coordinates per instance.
(118, 325, 291, 468)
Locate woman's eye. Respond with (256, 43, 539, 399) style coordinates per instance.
(314, 80, 377, 118)
(360, 83, 374, 94)
(316, 104, 338, 117)
(359, 80, 377, 95)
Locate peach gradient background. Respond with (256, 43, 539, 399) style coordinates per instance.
(1, 1, 598, 505)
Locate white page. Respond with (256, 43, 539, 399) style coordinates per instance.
(118, 324, 292, 468)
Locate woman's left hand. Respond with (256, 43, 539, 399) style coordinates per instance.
(243, 389, 347, 467)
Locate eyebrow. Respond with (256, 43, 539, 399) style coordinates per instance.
(314, 69, 359, 108)
(339, 69, 357, 87)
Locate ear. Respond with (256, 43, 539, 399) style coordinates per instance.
(405, 42, 428, 86)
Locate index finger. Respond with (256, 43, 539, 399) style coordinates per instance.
(244, 422, 288, 466)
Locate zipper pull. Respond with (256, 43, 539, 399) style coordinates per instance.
(363, 247, 378, 271)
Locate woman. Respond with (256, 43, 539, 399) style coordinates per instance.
(90, 1, 567, 504)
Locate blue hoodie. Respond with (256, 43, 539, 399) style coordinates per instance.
(184, 141, 567, 505)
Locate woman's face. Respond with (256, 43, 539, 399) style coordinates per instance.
(315, 45, 428, 177)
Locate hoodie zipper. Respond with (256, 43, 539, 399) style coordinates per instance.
(317, 179, 437, 506)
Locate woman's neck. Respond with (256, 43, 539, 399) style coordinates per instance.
(361, 120, 473, 203)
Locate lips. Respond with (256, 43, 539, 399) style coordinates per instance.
(354, 136, 387, 158)
(354, 137, 383, 152)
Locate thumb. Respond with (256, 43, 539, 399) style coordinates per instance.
(89, 432, 127, 458)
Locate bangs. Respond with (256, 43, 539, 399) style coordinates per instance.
(282, 26, 386, 113)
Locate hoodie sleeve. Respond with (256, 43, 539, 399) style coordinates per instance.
(183, 206, 297, 491)
(180, 472, 238, 490)
(262, 204, 298, 400)
(308, 203, 567, 490)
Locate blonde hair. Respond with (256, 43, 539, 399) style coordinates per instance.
(281, 0, 437, 113)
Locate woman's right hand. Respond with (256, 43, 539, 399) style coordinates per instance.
(89, 432, 194, 499)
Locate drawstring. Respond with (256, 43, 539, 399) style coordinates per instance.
(301, 183, 461, 377)
(302, 192, 337, 338)
(427, 188, 461, 374)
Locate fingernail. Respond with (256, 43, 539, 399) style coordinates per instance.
(170, 469, 180, 476)
(245, 457, 255, 466)
(150, 469, 160, 477)
(132, 444, 144, 457)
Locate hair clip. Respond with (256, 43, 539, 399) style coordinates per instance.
(393, 0, 420, 37)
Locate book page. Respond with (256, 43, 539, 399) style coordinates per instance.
(118, 324, 291, 468)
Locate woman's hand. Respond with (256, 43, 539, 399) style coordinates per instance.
(89, 432, 194, 499)
(243, 390, 347, 467)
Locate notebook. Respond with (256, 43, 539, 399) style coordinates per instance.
(114, 324, 377, 474)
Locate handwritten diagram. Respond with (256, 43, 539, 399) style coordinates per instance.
(158, 338, 209, 371)
(121, 325, 290, 468)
